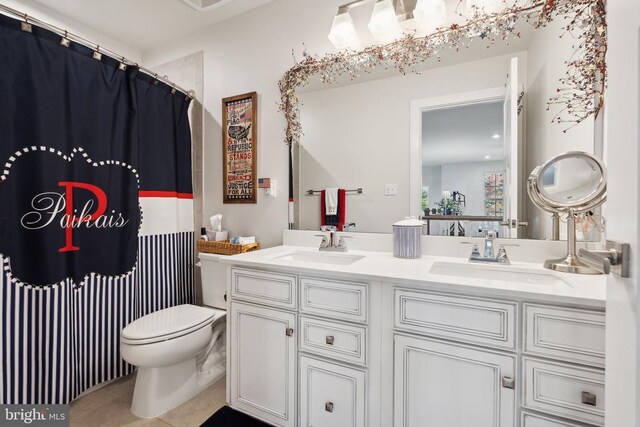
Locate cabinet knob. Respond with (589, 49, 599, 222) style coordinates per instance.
(325, 402, 334, 413)
(581, 391, 597, 406)
(501, 376, 515, 389)
(326, 335, 335, 345)
(285, 328, 294, 337)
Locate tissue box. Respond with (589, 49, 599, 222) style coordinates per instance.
(206, 229, 228, 241)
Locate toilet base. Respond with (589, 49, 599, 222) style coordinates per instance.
(131, 357, 223, 418)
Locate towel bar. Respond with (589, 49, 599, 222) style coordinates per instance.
(306, 188, 363, 195)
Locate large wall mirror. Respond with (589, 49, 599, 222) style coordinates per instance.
(283, 0, 606, 240)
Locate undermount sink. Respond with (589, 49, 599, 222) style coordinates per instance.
(429, 262, 572, 287)
(269, 250, 365, 266)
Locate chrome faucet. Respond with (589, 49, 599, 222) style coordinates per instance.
(468, 230, 510, 264)
(316, 228, 351, 252)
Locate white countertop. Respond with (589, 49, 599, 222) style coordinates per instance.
(215, 245, 606, 307)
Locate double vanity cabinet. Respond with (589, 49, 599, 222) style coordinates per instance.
(222, 249, 606, 427)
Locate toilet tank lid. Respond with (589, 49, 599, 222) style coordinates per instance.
(122, 304, 220, 341)
(199, 252, 223, 261)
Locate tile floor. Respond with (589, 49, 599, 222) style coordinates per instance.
(69, 373, 226, 427)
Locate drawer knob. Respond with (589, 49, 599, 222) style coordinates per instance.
(326, 335, 335, 345)
(285, 328, 294, 337)
(501, 376, 515, 389)
(582, 391, 597, 406)
(325, 402, 334, 413)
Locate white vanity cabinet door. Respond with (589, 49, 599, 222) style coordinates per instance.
(230, 302, 296, 427)
(300, 356, 366, 427)
(524, 304, 605, 367)
(300, 316, 367, 365)
(394, 288, 517, 350)
(523, 358, 604, 426)
(300, 277, 368, 323)
(521, 411, 587, 427)
(394, 334, 516, 427)
(231, 268, 297, 310)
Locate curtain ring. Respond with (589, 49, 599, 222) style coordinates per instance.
(118, 56, 127, 71)
(93, 45, 102, 61)
(153, 73, 159, 85)
(171, 84, 177, 95)
(60, 30, 70, 47)
(21, 14, 32, 32)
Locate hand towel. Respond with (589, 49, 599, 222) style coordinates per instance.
(321, 189, 346, 229)
(325, 188, 339, 215)
(237, 236, 256, 245)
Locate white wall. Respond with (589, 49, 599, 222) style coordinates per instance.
(441, 161, 504, 216)
(296, 53, 523, 233)
(142, 0, 350, 248)
(422, 166, 441, 211)
(2, 0, 141, 61)
(525, 16, 595, 240)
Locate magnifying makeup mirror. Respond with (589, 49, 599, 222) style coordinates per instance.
(528, 151, 607, 274)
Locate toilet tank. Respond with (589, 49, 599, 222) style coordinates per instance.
(198, 253, 227, 309)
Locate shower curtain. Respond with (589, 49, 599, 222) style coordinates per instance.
(0, 14, 195, 404)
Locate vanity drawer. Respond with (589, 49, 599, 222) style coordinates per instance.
(230, 268, 297, 310)
(300, 316, 367, 365)
(394, 289, 517, 350)
(521, 411, 588, 427)
(524, 304, 605, 367)
(300, 277, 368, 323)
(523, 358, 604, 426)
(299, 356, 366, 427)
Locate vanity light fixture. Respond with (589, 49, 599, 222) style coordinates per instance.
(328, 0, 504, 50)
(328, 4, 361, 50)
(413, 0, 447, 35)
(484, 155, 491, 159)
(492, 133, 500, 139)
(368, 0, 401, 43)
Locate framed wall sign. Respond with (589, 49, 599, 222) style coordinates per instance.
(222, 92, 257, 203)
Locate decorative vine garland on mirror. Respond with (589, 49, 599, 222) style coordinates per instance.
(278, 0, 606, 145)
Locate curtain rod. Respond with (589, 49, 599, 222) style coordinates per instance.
(0, 3, 194, 98)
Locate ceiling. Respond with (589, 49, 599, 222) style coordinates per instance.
(422, 101, 504, 167)
(31, 0, 274, 52)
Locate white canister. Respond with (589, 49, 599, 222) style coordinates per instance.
(393, 218, 423, 259)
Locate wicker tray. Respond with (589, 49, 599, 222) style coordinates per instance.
(196, 239, 260, 255)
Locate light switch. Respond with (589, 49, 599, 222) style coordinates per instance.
(385, 184, 398, 196)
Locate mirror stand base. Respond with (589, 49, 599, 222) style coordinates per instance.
(543, 255, 601, 275)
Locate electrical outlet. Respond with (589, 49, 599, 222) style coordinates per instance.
(385, 184, 398, 196)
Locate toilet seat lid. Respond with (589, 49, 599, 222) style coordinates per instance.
(121, 304, 221, 343)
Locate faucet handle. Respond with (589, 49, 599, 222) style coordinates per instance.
(470, 244, 481, 257)
(342, 223, 356, 231)
(336, 235, 352, 250)
(315, 234, 330, 248)
(496, 245, 511, 264)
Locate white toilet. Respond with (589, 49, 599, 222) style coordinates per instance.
(121, 252, 227, 418)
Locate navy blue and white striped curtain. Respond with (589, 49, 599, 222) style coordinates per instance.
(0, 13, 195, 404)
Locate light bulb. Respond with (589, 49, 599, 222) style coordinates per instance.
(414, 0, 447, 35)
(368, 0, 401, 43)
(328, 11, 360, 50)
